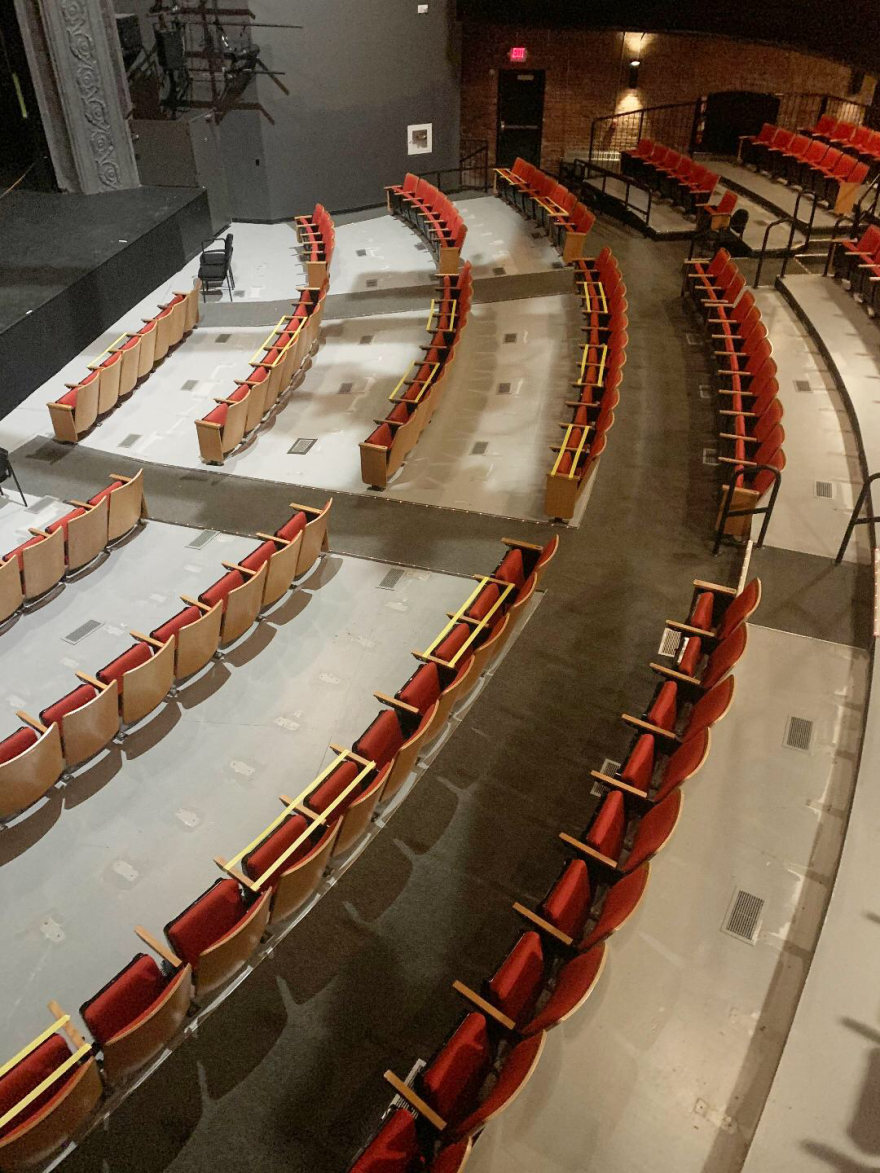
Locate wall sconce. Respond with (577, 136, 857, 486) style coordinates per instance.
(628, 58, 641, 88)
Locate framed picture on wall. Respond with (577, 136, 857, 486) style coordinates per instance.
(407, 123, 433, 155)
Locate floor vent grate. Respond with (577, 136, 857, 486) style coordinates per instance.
(378, 569, 405, 590)
(815, 481, 833, 499)
(504, 333, 517, 344)
(552, 260, 565, 269)
(182, 379, 198, 391)
(471, 441, 488, 455)
(187, 530, 217, 550)
(64, 619, 102, 645)
(359, 335, 373, 345)
(365, 279, 378, 289)
(785, 715, 814, 752)
(699, 384, 712, 401)
(722, 889, 765, 944)
(702, 447, 719, 466)
(497, 382, 511, 395)
(600, 758, 621, 777)
(215, 334, 231, 344)
(493, 266, 506, 276)
(338, 382, 354, 395)
(356, 248, 367, 257)
(288, 438, 316, 455)
(658, 627, 682, 657)
(25, 496, 55, 514)
(795, 379, 813, 394)
(119, 434, 141, 449)
(686, 332, 701, 347)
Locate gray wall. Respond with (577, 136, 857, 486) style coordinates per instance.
(116, 0, 462, 221)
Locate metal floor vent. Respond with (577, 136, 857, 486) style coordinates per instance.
(785, 715, 814, 752)
(338, 382, 354, 395)
(702, 447, 719, 466)
(552, 260, 565, 270)
(359, 335, 374, 345)
(378, 569, 405, 590)
(686, 332, 701, 347)
(366, 279, 378, 289)
(699, 384, 712, 401)
(26, 496, 55, 514)
(215, 334, 231, 343)
(0, 499, 8, 512)
(234, 290, 246, 299)
(497, 382, 511, 395)
(493, 266, 506, 276)
(658, 627, 682, 657)
(471, 441, 488, 455)
(356, 249, 367, 257)
(795, 379, 814, 394)
(722, 889, 765, 945)
(815, 481, 834, 499)
(182, 379, 198, 391)
(288, 438, 316, 455)
(504, 333, 517, 344)
(118, 434, 141, 450)
(64, 619, 102, 645)
(600, 758, 621, 777)
(187, 530, 217, 550)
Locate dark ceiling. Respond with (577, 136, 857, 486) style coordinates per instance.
(455, 0, 880, 78)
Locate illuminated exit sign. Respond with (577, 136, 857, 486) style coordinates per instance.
(508, 46, 528, 62)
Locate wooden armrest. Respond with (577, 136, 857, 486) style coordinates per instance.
(67, 499, 92, 509)
(500, 536, 544, 553)
(16, 711, 47, 734)
(374, 691, 419, 716)
(682, 258, 711, 265)
(28, 528, 50, 538)
(328, 742, 374, 769)
(558, 832, 618, 869)
(412, 651, 453, 668)
(667, 619, 714, 637)
(621, 714, 679, 741)
(131, 630, 165, 650)
(590, 769, 645, 798)
(447, 612, 480, 626)
(180, 594, 212, 612)
(213, 855, 253, 888)
(256, 532, 289, 545)
(452, 981, 516, 1031)
(287, 502, 324, 516)
(719, 455, 756, 467)
(693, 578, 736, 595)
(718, 432, 757, 442)
(650, 663, 701, 685)
(512, 902, 574, 946)
(383, 1072, 446, 1131)
(222, 561, 258, 577)
(718, 410, 756, 418)
(135, 925, 183, 969)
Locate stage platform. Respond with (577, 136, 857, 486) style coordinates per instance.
(0, 186, 212, 416)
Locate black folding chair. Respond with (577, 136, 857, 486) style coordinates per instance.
(0, 448, 26, 506)
(198, 233, 235, 300)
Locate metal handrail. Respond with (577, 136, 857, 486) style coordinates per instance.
(563, 157, 653, 226)
(753, 189, 821, 288)
(835, 473, 880, 563)
(713, 463, 782, 555)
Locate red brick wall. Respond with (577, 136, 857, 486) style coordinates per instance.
(461, 23, 877, 170)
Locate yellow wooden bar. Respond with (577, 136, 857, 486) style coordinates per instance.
(389, 361, 441, 404)
(0, 1045, 90, 1132)
(422, 577, 515, 665)
(248, 315, 293, 364)
(550, 424, 591, 478)
(87, 332, 129, 369)
(577, 342, 607, 384)
(0, 1018, 70, 1082)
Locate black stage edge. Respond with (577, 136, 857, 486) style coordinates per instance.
(0, 186, 213, 415)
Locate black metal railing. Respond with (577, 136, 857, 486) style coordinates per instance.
(776, 92, 872, 133)
(561, 157, 654, 227)
(714, 464, 782, 555)
(419, 139, 489, 194)
(836, 473, 880, 563)
(752, 189, 822, 287)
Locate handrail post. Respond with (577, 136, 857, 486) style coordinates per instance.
(714, 464, 783, 555)
(835, 473, 880, 564)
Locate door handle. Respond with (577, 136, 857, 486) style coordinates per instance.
(501, 123, 539, 131)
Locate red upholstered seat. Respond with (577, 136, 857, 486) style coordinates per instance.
(240, 541, 276, 573)
(151, 605, 203, 644)
(229, 385, 248, 403)
(422, 1013, 491, 1124)
(46, 507, 86, 540)
(398, 663, 442, 712)
(431, 1140, 472, 1173)
(366, 422, 393, 449)
(244, 814, 327, 887)
(542, 859, 591, 940)
(307, 760, 362, 818)
(686, 677, 734, 738)
(521, 944, 605, 1035)
(388, 402, 411, 423)
(716, 578, 761, 640)
(0, 1034, 77, 1140)
(654, 728, 710, 802)
(648, 682, 677, 730)
(433, 623, 471, 666)
(165, 879, 248, 967)
(120, 335, 140, 351)
(467, 584, 501, 621)
(494, 548, 525, 589)
(587, 791, 625, 860)
(353, 710, 405, 768)
(450, 1031, 543, 1140)
(200, 569, 244, 612)
(489, 932, 545, 1026)
(57, 388, 79, 407)
(97, 641, 152, 687)
(0, 726, 38, 765)
(88, 480, 122, 507)
(40, 684, 97, 729)
(678, 636, 702, 676)
(275, 511, 307, 543)
(203, 404, 228, 426)
(621, 734, 654, 792)
(5, 535, 44, 569)
(81, 954, 167, 1045)
(581, 863, 650, 949)
(624, 791, 682, 872)
(349, 1108, 419, 1173)
(689, 592, 714, 629)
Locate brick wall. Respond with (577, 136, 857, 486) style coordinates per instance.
(461, 23, 877, 170)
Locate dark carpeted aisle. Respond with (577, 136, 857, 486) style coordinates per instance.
(25, 220, 766, 1173)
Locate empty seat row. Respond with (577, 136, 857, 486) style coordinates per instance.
(0, 500, 332, 826)
(620, 140, 733, 223)
(738, 124, 869, 212)
(682, 249, 786, 539)
(348, 574, 757, 1171)
(493, 157, 596, 262)
(0, 535, 553, 1171)
(293, 202, 336, 288)
(196, 277, 329, 464)
(360, 264, 473, 489)
(47, 283, 201, 445)
(545, 248, 627, 521)
(385, 176, 468, 275)
(0, 470, 146, 630)
(831, 221, 880, 317)
(805, 114, 880, 173)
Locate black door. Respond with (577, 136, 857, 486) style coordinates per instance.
(0, 7, 54, 190)
(496, 69, 544, 168)
(701, 91, 780, 156)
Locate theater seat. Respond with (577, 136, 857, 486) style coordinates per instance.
(200, 570, 244, 612)
(97, 641, 152, 687)
(164, 878, 270, 997)
(0, 726, 38, 765)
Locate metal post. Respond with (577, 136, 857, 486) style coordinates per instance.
(835, 473, 880, 563)
(713, 464, 782, 555)
(0, 449, 26, 507)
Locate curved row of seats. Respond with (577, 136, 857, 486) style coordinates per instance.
(385, 176, 468, 275)
(0, 470, 146, 629)
(545, 248, 626, 521)
(347, 574, 758, 1172)
(805, 114, 880, 176)
(739, 125, 869, 213)
(0, 498, 332, 826)
(360, 264, 474, 489)
(0, 533, 553, 1172)
(831, 221, 880, 317)
(47, 284, 201, 445)
(293, 202, 336, 288)
(195, 274, 330, 465)
(492, 157, 596, 262)
(682, 249, 786, 539)
(620, 141, 735, 224)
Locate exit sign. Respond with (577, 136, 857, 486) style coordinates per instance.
(509, 46, 527, 62)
